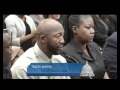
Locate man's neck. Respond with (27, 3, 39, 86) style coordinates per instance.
(38, 44, 52, 59)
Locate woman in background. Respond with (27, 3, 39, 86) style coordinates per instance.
(5, 14, 36, 51)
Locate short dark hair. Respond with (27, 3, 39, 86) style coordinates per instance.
(43, 15, 49, 19)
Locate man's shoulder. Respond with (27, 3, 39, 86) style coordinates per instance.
(52, 54, 67, 63)
(108, 32, 117, 42)
(11, 48, 35, 70)
(25, 15, 35, 22)
(24, 47, 36, 57)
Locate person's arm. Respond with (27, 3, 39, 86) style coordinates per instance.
(20, 15, 37, 46)
(20, 30, 36, 44)
(5, 17, 21, 46)
(5, 15, 37, 46)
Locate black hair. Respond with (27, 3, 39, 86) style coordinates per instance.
(3, 15, 6, 29)
(63, 15, 92, 45)
(43, 15, 49, 19)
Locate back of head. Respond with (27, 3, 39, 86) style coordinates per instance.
(3, 31, 12, 67)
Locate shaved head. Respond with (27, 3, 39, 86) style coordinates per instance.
(36, 18, 63, 36)
(36, 18, 65, 58)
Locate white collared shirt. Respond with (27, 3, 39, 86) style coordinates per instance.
(11, 43, 70, 79)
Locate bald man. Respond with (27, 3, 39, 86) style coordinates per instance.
(11, 19, 70, 79)
(3, 32, 12, 79)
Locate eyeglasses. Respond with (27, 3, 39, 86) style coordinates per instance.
(3, 28, 12, 46)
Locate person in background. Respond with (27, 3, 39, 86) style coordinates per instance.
(92, 15, 109, 49)
(5, 14, 36, 51)
(4, 18, 24, 67)
(29, 14, 44, 27)
(62, 15, 71, 45)
(108, 15, 117, 31)
(3, 29, 13, 79)
(100, 15, 116, 36)
(102, 32, 117, 79)
(43, 14, 60, 21)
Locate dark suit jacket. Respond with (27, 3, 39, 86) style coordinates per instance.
(101, 17, 116, 36)
(60, 39, 105, 79)
(3, 67, 12, 79)
(102, 32, 117, 79)
(93, 19, 108, 48)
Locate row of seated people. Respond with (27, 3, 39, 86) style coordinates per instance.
(3, 15, 117, 79)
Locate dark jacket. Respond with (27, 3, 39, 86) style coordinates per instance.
(3, 67, 12, 79)
(93, 18, 109, 48)
(60, 39, 105, 79)
(102, 32, 117, 79)
(101, 17, 116, 36)
(106, 20, 116, 36)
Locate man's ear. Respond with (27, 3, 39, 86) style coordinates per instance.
(72, 26, 77, 34)
(39, 35, 47, 43)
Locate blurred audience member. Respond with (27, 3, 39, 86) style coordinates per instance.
(60, 15, 105, 79)
(5, 14, 36, 51)
(102, 32, 117, 79)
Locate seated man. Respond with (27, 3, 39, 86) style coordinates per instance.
(3, 30, 13, 79)
(11, 19, 70, 79)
